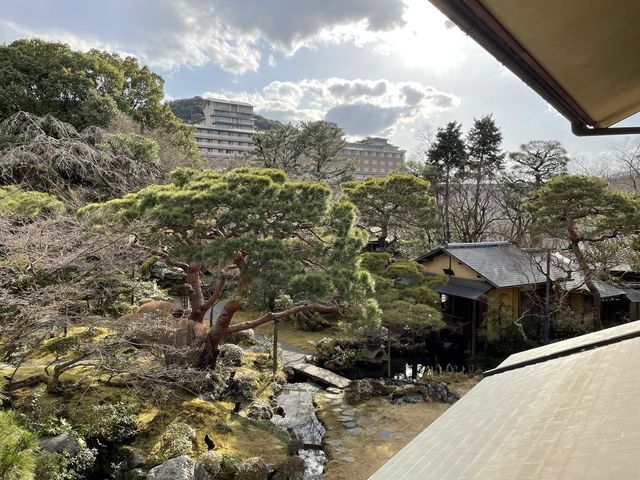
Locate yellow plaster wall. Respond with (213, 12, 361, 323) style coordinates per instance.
(419, 252, 480, 280)
(487, 287, 520, 318)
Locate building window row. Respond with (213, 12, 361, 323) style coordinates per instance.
(341, 149, 403, 159)
(200, 147, 244, 155)
(197, 139, 253, 147)
(196, 128, 253, 138)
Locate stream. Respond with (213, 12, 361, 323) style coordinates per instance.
(272, 382, 327, 480)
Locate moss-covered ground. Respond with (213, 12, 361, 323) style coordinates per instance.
(1, 319, 291, 466)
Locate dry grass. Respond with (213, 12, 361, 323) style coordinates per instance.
(253, 317, 334, 354)
(317, 378, 477, 479)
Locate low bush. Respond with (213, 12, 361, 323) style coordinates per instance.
(236, 456, 269, 480)
(151, 423, 195, 464)
(87, 402, 139, 444)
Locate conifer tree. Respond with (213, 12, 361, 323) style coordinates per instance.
(81, 167, 379, 368)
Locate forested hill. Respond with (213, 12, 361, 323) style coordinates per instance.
(168, 96, 282, 131)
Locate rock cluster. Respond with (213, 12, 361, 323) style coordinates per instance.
(147, 455, 212, 480)
(346, 378, 460, 404)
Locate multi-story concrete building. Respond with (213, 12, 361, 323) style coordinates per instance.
(191, 98, 256, 161)
(340, 137, 406, 179)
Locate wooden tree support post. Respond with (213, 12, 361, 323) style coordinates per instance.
(387, 328, 391, 379)
(273, 319, 280, 376)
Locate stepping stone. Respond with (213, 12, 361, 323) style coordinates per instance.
(332, 407, 343, 413)
(358, 417, 375, 427)
(343, 421, 358, 428)
(347, 427, 363, 435)
(326, 439, 346, 447)
(291, 363, 351, 389)
(342, 409, 355, 416)
(378, 430, 392, 439)
(338, 415, 354, 422)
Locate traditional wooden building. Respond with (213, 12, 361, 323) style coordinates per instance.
(417, 242, 629, 357)
(417, 242, 548, 357)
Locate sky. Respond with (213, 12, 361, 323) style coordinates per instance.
(1, 0, 637, 163)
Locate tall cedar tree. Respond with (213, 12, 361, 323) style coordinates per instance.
(457, 114, 505, 242)
(426, 122, 466, 242)
(342, 173, 440, 252)
(81, 168, 379, 368)
(528, 175, 640, 329)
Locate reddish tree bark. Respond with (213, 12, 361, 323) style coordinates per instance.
(568, 226, 603, 330)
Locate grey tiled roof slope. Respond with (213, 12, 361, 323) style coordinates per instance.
(370, 320, 640, 480)
(418, 242, 548, 288)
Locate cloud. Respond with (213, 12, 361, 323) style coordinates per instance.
(206, 0, 406, 51)
(203, 78, 459, 137)
(0, 0, 407, 74)
(326, 104, 405, 136)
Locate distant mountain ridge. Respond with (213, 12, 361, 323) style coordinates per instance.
(168, 96, 282, 131)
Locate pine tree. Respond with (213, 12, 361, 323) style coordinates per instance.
(426, 122, 466, 242)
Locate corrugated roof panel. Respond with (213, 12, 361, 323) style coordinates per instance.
(370, 329, 640, 479)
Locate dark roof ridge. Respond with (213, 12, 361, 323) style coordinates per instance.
(445, 241, 512, 248)
(483, 325, 640, 379)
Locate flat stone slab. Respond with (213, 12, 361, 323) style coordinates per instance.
(291, 363, 351, 389)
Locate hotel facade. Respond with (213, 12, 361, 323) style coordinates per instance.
(340, 137, 406, 179)
(191, 99, 256, 161)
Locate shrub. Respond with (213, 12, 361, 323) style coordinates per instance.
(0, 186, 64, 220)
(87, 402, 139, 444)
(550, 315, 592, 340)
(0, 410, 38, 480)
(199, 451, 223, 476)
(35, 448, 97, 480)
(274, 457, 305, 480)
(152, 423, 195, 463)
(217, 453, 240, 479)
(218, 344, 245, 367)
(236, 456, 269, 480)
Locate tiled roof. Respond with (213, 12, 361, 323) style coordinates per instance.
(418, 242, 548, 288)
(434, 278, 492, 300)
(370, 321, 640, 480)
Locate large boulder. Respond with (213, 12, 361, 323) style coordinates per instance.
(147, 456, 212, 480)
(224, 328, 256, 346)
(39, 432, 82, 455)
(423, 381, 459, 403)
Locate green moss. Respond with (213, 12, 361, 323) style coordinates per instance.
(0, 186, 65, 219)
